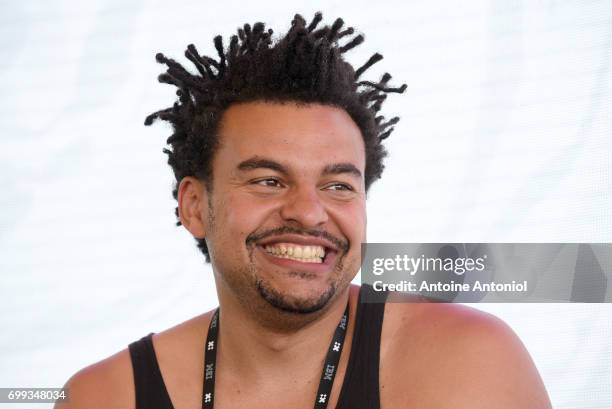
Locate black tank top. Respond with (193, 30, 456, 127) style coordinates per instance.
(128, 286, 387, 409)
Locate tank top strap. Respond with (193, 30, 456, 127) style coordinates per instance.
(335, 285, 388, 409)
(128, 286, 387, 409)
(128, 333, 174, 409)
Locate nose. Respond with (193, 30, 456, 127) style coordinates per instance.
(279, 185, 329, 229)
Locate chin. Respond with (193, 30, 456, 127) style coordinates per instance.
(255, 277, 337, 314)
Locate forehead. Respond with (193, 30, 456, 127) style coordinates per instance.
(214, 101, 366, 172)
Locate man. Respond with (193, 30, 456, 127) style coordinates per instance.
(58, 13, 552, 409)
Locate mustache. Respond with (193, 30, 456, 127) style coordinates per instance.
(245, 225, 349, 253)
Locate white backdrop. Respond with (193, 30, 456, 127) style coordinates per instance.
(1, 1, 611, 408)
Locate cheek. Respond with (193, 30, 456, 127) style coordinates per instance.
(337, 201, 367, 244)
(351, 213, 366, 242)
(361, 211, 367, 241)
(337, 204, 366, 280)
(216, 193, 275, 242)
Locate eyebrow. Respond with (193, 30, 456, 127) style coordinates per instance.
(236, 157, 362, 179)
(237, 158, 289, 175)
(322, 163, 362, 179)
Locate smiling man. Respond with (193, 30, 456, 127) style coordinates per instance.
(195, 102, 366, 323)
(57, 13, 552, 409)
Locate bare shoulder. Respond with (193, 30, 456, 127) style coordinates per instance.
(54, 312, 212, 409)
(54, 348, 134, 409)
(380, 300, 552, 409)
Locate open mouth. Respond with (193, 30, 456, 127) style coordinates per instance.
(253, 233, 342, 273)
(254, 238, 340, 272)
(262, 243, 327, 264)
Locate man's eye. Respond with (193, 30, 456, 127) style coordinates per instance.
(326, 183, 354, 191)
(254, 178, 283, 188)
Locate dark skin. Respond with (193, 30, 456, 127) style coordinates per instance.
(56, 102, 552, 409)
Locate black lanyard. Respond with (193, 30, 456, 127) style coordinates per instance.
(202, 302, 350, 409)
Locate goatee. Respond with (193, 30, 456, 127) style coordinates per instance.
(255, 278, 336, 314)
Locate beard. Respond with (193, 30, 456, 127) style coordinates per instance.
(255, 275, 337, 314)
(213, 256, 349, 331)
(244, 226, 349, 315)
(210, 236, 351, 331)
(206, 203, 353, 326)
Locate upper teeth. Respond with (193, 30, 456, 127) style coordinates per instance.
(264, 243, 325, 260)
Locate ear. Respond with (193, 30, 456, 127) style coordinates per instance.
(177, 176, 210, 238)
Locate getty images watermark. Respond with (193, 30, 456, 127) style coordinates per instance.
(360, 244, 612, 303)
(370, 253, 527, 292)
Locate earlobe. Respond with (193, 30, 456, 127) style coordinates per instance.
(177, 176, 208, 239)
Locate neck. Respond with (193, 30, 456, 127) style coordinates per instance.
(214, 283, 354, 383)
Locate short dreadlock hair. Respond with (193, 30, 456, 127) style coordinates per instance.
(145, 12, 406, 262)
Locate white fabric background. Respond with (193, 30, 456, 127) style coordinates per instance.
(0, 1, 611, 408)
